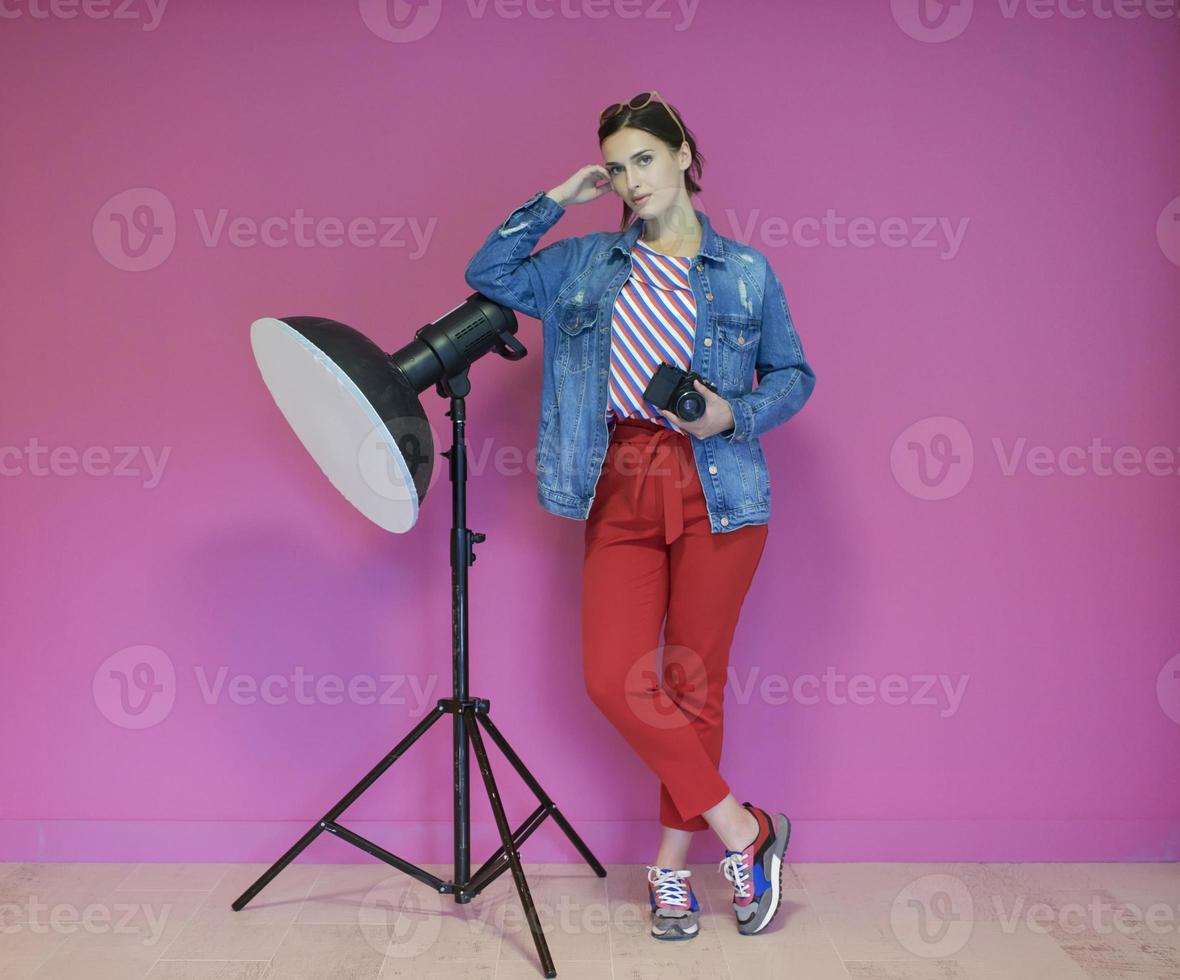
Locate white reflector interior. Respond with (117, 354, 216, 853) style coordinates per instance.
(250, 316, 419, 533)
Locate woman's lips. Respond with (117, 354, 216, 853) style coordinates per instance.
(633, 194, 650, 207)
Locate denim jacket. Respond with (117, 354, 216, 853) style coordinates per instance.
(463, 190, 816, 533)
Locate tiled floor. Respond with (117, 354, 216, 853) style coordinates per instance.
(1, 859, 1178, 978)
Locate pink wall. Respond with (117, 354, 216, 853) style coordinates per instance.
(2, 1, 1178, 866)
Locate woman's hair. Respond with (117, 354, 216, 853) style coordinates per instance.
(597, 93, 705, 232)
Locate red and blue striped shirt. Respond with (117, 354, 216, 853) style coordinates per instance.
(606, 239, 698, 432)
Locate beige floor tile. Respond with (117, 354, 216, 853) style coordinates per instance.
(44, 888, 208, 955)
(153, 907, 291, 961)
(27, 944, 162, 980)
(0, 960, 55, 980)
(613, 952, 731, 979)
(378, 957, 497, 979)
(194, 864, 319, 925)
(145, 963, 270, 980)
(2, 860, 1175, 980)
(260, 922, 390, 979)
(116, 865, 237, 892)
(295, 863, 460, 925)
(493, 962, 600, 980)
(0, 863, 139, 919)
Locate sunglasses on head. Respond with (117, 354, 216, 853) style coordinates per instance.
(599, 90, 686, 146)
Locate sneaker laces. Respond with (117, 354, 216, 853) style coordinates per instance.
(718, 852, 752, 901)
(645, 866, 692, 908)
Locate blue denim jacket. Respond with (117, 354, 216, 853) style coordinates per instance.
(463, 190, 816, 533)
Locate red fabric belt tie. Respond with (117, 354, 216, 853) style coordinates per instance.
(610, 418, 689, 546)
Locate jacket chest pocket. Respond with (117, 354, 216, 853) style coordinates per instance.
(713, 313, 761, 390)
(557, 301, 598, 375)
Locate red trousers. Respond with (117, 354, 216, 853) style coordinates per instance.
(581, 416, 769, 832)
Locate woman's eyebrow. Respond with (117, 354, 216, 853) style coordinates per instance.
(603, 148, 653, 166)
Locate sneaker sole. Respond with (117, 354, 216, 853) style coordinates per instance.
(739, 812, 791, 936)
(651, 916, 700, 940)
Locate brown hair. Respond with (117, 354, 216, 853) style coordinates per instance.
(597, 93, 705, 232)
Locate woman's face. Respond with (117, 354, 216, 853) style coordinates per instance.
(600, 126, 688, 219)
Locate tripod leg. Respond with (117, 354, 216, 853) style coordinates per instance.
(476, 712, 606, 878)
(232, 703, 448, 911)
(464, 707, 556, 979)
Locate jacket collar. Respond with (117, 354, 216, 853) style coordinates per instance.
(612, 206, 725, 262)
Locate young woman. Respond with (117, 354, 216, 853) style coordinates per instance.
(464, 91, 816, 942)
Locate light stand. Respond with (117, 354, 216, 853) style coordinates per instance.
(234, 303, 605, 979)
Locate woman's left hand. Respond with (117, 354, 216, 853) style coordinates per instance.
(658, 379, 736, 440)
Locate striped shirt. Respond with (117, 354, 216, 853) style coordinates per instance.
(606, 239, 698, 432)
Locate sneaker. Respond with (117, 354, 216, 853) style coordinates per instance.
(645, 865, 700, 940)
(717, 802, 791, 935)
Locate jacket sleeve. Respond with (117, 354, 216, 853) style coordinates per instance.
(720, 260, 816, 443)
(463, 190, 572, 321)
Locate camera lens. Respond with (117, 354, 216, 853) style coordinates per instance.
(676, 391, 705, 422)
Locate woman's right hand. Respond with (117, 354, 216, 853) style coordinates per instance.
(547, 164, 613, 208)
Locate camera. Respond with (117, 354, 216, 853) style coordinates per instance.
(643, 362, 719, 422)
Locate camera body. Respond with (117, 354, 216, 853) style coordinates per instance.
(643, 362, 719, 422)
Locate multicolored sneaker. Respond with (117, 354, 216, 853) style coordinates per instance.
(645, 865, 700, 940)
(717, 802, 791, 935)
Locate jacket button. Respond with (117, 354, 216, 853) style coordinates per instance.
(696, 262, 703, 271)
(708, 465, 717, 475)
(720, 517, 729, 526)
(705, 292, 713, 300)
(703, 337, 712, 347)
(737, 335, 744, 344)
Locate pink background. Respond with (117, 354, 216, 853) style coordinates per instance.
(1, 2, 1178, 866)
